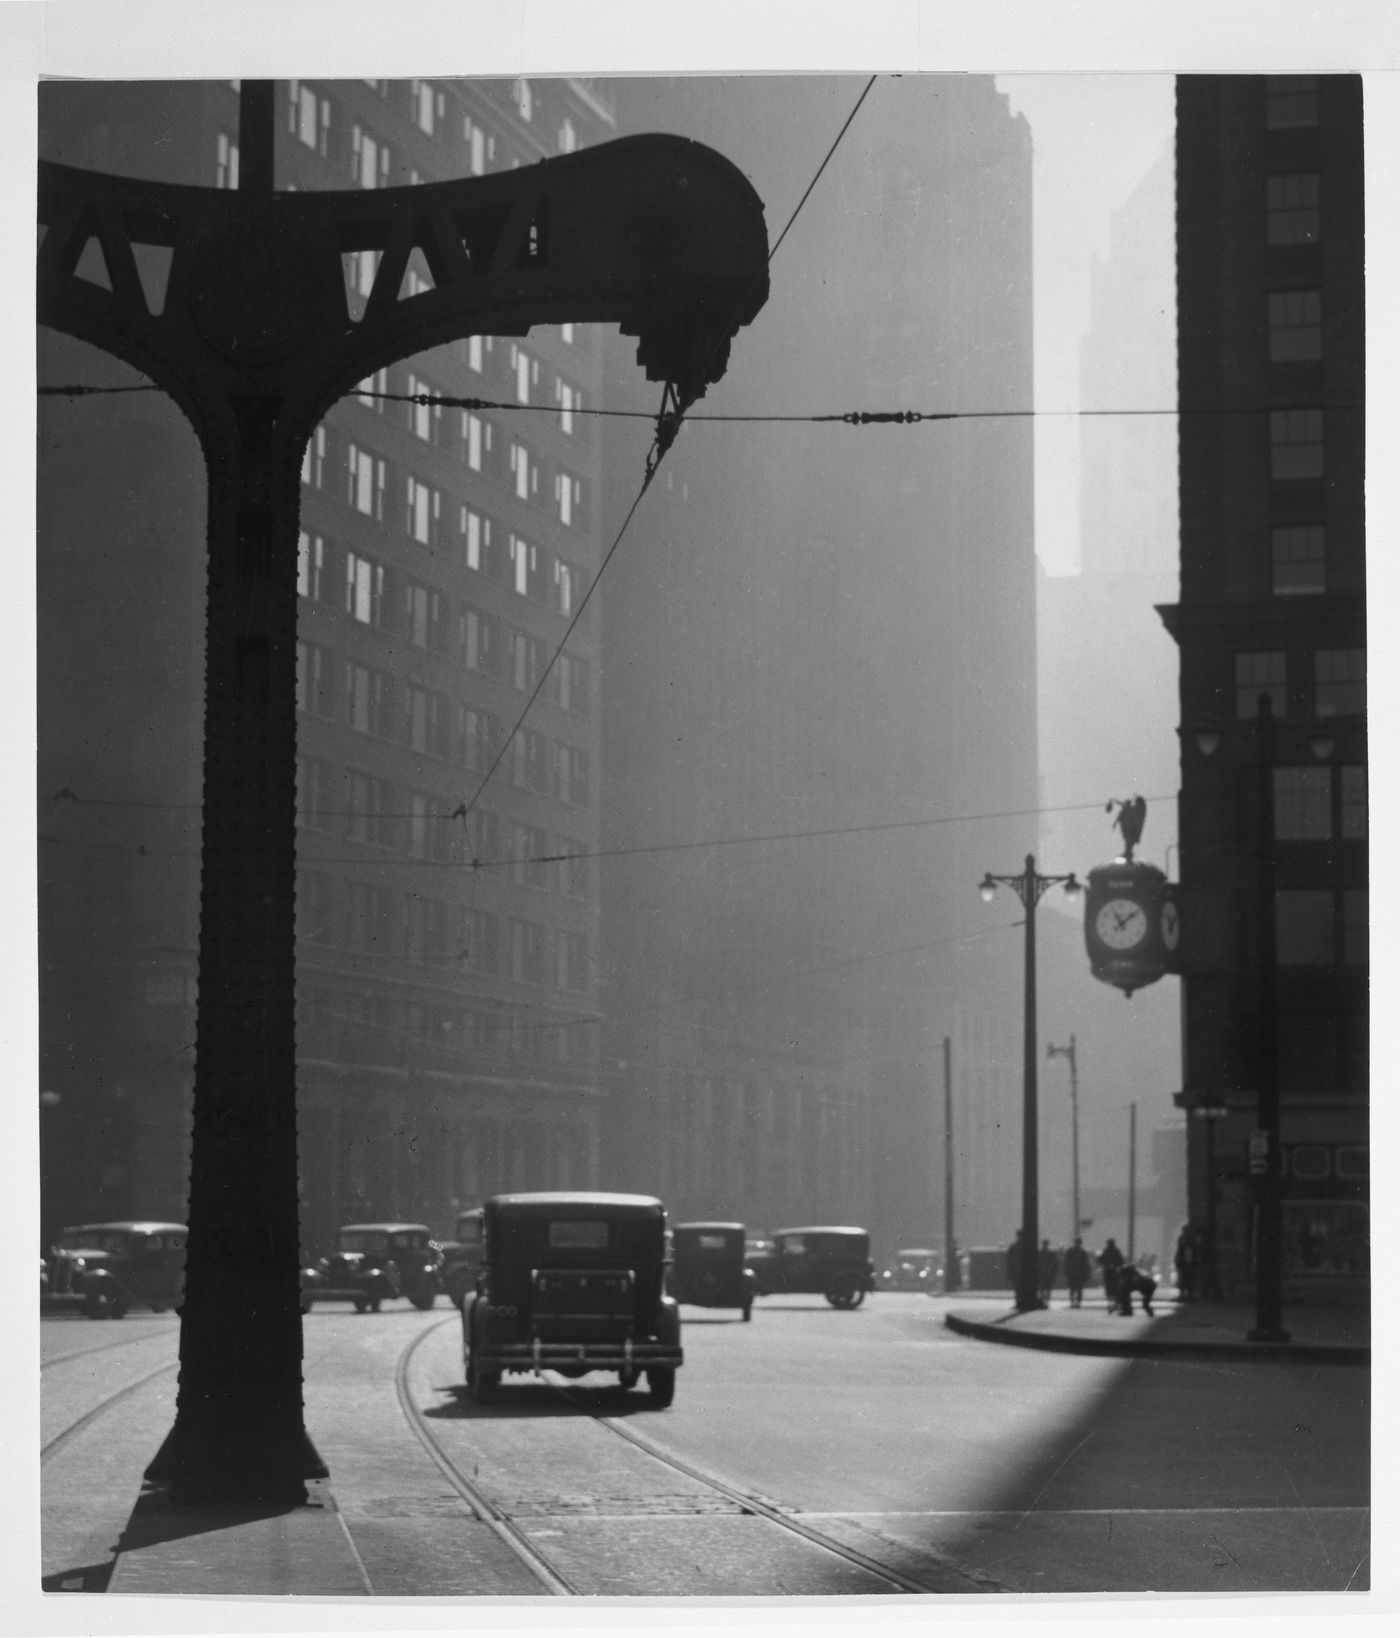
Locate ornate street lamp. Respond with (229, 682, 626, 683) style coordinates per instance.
(978, 856, 1081, 1313)
(1046, 1035, 1080, 1243)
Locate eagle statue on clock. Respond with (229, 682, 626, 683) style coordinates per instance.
(1083, 797, 1180, 997)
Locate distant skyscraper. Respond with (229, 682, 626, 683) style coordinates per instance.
(1164, 75, 1367, 1302)
(595, 76, 1038, 1249)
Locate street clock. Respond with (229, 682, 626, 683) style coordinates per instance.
(1083, 861, 1175, 997)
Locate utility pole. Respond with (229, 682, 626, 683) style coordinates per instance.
(1127, 1100, 1137, 1263)
(38, 85, 769, 1504)
(1046, 1035, 1079, 1242)
(942, 1035, 959, 1292)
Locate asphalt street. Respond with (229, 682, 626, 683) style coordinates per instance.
(39, 1292, 1370, 1599)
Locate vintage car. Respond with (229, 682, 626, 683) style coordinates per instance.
(301, 1222, 442, 1312)
(42, 1220, 187, 1318)
(437, 1206, 485, 1309)
(463, 1192, 683, 1406)
(879, 1247, 943, 1292)
(667, 1221, 756, 1320)
(746, 1225, 876, 1309)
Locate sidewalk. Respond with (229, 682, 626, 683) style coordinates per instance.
(938, 1291, 1369, 1363)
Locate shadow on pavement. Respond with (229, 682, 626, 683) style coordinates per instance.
(40, 1559, 118, 1594)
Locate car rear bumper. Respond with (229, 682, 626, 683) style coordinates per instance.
(475, 1337, 683, 1373)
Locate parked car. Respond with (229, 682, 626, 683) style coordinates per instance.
(879, 1247, 942, 1292)
(301, 1222, 442, 1313)
(463, 1192, 683, 1406)
(42, 1221, 187, 1318)
(746, 1225, 876, 1309)
(437, 1206, 485, 1308)
(668, 1222, 756, 1320)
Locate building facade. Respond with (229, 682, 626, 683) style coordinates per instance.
(1164, 75, 1367, 1302)
(38, 78, 618, 1252)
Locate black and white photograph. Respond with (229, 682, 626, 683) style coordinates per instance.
(9, 2, 1390, 1629)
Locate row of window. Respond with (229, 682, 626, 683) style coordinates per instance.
(1234, 647, 1365, 719)
(286, 79, 579, 186)
(299, 874, 592, 990)
(301, 528, 591, 681)
(298, 984, 595, 1066)
(304, 418, 587, 543)
(298, 754, 593, 897)
(1272, 764, 1366, 841)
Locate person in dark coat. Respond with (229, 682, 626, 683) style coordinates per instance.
(1097, 1237, 1125, 1310)
(1115, 1261, 1157, 1317)
(1036, 1239, 1059, 1305)
(1063, 1237, 1092, 1308)
(1006, 1228, 1027, 1294)
(1174, 1224, 1201, 1303)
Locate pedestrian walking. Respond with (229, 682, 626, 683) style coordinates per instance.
(1063, 1237, 1092, 1308)
(1036, 1239, 1058, 1305)
(1174, 1224, 1201, 1303)
(1098, 1237, 1125, 1311)
(1115, 1261, 1157, 1317)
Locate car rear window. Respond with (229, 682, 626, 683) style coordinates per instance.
(548, 1220, 609, 1250)
(697, 1233, 728, 1250)
(341, 1231, 388, 1252)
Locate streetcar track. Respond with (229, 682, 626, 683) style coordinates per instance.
(393, 1317, 964, 1595)
(42, 1323, 180, 1372)
(41, 1359, 180, 1463)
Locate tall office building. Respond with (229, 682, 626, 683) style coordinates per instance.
(1164, 76, 1367, 1301)
(39, 79, 616, 1251)
(595, 77, 1039, 1247)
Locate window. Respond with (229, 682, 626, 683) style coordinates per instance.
(216, 132, 239, 189)
(1268, 289, 1322, 362)
(298, 872, 336, 944)
(556, 471, 583, 528)
(347, 882, 394, 955)
(296, 641, 336, 717)
(509, 628, 542, 692)
(405, 896, 451, 963)
(297, 755, 334, 830)
(509, 918, 547, 984)
(1341, 765, 1367, 839)
(556, 744, 590, 806)
(351, 124, 391, 189)
(557, 930, 589, 993)
(346, 661, 392, 737)
(464, 334, 484, 372)
(462, 708, 498, 771)
(409, 79, 443, 135)
(355, 365, 388, 412)
(347, 443, 385, 518)
(1271, 524, 1325, 595)
(558, 117, 577, 154)
(555, 652, 590, 717)
(461, 505, 496, 575)
(403, 580, 446, 650)
(407, 683, 450, 757)
(1235, 650, 1286, 719)
(464, 808, 500, 868)
(510, 821, 549, 889)
(556, 379, 581, 434)
(553, 836, 591, 900)
(345, 551, 386, 625)
(344, 249, 380, 313)
(1314, 649, 1364, 718)
(510, 440, 537, 501)
(513, 78, 533, 122)
(462, 908, 499, 972)
(346, 769, 395, 848)
(1343, 889, 1368, 966)
(297, 531, 327, 601)
(554, 557, 581, 618)
(1266, 75, 1319, 129)
(1275, 891, 1335, 965)
(461, 607, 496, 674)
(463, 115, 495, 176)
(1274, 767, 1331, 840)
(509, 534, 542, 598)
(407, 792, 455, 861)
(406, 476, 442, 546)
(288, 81, 330, 154)
(1270, 408, 1324, 479)
(1267, 173, 1320, 245)
(404, 373, 443, 444)
(301, 426, 326, 489)
(463, 411, 485, 471)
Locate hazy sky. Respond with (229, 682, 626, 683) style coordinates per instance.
(997, 74, 1176, 577)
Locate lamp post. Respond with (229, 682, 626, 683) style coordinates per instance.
(1046, 1035, 1079, 1243)
(979, 856, 1081, 1313)
(1192, 694, 1290, 1343)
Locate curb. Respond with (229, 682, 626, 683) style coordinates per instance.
(943, 1310, 1370, 1366)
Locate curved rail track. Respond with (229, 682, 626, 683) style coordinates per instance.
(41, 1358, 180, 1463)
(392, 1316, 948, 1596)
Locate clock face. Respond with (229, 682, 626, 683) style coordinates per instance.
(1094, 897, 1149, 951)
(1160, 900, 1181, 952)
